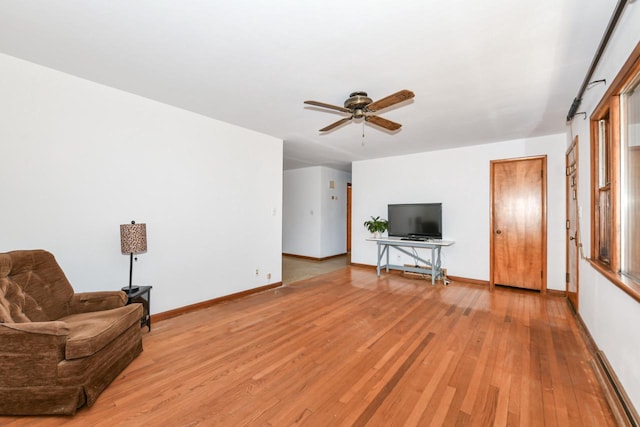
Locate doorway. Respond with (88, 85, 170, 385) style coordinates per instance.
(566, 138, 579, 310)
(490, 156, 547, 292)
(347, 182, 352, 263)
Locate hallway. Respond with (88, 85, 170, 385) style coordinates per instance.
(282, 254, 349, 285)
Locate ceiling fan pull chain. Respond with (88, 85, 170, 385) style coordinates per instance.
(362, 122, 365, 146)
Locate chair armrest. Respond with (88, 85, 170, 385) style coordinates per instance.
(0, 322, 70, 387)
(0, 321, 70, 336)
(69, 291, 127, 314)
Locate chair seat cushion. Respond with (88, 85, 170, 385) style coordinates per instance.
(61, 304, 143, 360)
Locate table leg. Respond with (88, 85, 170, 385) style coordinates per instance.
(385, 244, 390, 272)
(431, 247, 436, 285)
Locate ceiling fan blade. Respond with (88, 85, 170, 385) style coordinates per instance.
(366, 89, 415, 112)
(304, 100, 351, 113)
(365, 115, 402, 131)
(320, 117, 353, 132)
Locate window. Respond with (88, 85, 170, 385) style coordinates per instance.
(590, 42, 640, 301)
(621, 77, 640, 282)
(595, 116, 612, 264)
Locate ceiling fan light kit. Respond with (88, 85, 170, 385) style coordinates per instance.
(304, 89, 414, 132)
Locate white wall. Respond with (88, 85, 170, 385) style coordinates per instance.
(567, 3, 640, 410)
(283, 166, 351, 258)
(283, 168, 322, 256)
(0, 53, 283, 315)
(351, 133, 566, 289)
(320, 167, 351, 257)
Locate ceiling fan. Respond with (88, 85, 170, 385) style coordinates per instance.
(304, 89, 415, 132)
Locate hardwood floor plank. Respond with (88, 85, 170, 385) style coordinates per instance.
(404, 350, 455, 426)
(0, 267, 618, 426)
(352, 332, 435, 426)
(429, 386, 457, 427)
(450, 307, 493, 413)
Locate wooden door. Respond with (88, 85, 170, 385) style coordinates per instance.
(566, 139, 579, 310)
(491, 156, 547, 291)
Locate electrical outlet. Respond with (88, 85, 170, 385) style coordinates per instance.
(255, 269, 259, 276)
(267, 273, 271, 280)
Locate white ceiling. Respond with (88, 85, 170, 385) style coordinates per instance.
(0, 1, 616, 172)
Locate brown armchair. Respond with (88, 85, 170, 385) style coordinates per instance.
(0, 250, 143, 415)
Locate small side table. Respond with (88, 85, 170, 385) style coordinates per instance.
(122, 286, 152, 331)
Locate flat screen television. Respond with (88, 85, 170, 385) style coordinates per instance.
(387, 203, 442, 240)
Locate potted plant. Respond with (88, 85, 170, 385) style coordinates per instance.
(363, 216, 388, 238)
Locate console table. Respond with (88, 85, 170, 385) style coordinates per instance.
(367, 238, 455, 285)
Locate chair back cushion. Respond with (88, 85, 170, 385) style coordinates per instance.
(0, 277, 46, 323)
(0, 250, 74, 321)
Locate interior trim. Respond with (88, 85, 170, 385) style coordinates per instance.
(446, 276, 489, 287)
(571, 302, 640, 426)
(151, 282, 282, 323)
(283, 253, 347, 261)
(349, 264, 489, 287)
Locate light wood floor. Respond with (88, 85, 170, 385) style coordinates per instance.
(1, 267, 616, 426)
(282, 254, 349, 285)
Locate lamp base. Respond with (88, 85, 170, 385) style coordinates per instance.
(122, 286, 140, 294)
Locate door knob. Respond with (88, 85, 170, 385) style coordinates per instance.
(569, 233, 576, 241)
(496, 229, 502, 234)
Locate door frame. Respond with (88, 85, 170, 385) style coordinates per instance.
(346, 182, 352, 260)
(566, 137, 580, 310)
(489, 155, 548, 292)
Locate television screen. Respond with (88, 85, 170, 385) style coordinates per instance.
(387, 203, 442, 239)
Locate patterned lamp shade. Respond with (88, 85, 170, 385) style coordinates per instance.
(120, 222, 147, 254)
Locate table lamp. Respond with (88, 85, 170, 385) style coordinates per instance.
(120, 220, 147, 294)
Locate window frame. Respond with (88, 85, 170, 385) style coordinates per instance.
(593, 114, 613, 265)
(620, 74, 640, 282)
(589, 41, 640, 303)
